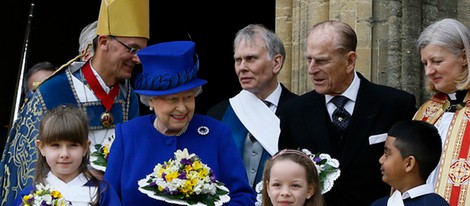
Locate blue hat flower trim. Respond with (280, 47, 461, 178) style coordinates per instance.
(134, 41, 207, 96)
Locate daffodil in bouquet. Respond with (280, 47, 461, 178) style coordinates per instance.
(138, 148, 230, 206)
(20, 183, 72, 206)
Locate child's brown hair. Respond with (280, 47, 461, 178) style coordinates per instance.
(261, 149, 324, 206)
(36, 105, 100, 205)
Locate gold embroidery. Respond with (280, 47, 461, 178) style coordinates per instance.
(448, 159, 470, 186)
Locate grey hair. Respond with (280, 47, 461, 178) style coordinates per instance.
(233, 24, 286, 69)
(417, 18, 470, 91)
(308, 20, 357, 53)
(139, 86, 203, 106)
(79, 21, 98, 57)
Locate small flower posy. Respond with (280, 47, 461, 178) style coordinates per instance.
(301, 149, 340, 194)
(138, 148, 230, 206)
(90, 136, 114, 171)
(255, 148, 340, 205)
(20, 183, 72, 206)
(91, 143, 110, 167)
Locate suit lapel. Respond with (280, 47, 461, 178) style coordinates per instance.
(276, 83, 298, 115)
(340, 75, 379, 169)
(305, 92, 335, 153)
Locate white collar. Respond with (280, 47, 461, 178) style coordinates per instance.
(45, 172, 97, 205)
(448, 92, 457, 100)
(46, 172, 88, 187)
(387, 190, 404, 206)
(325, 72, 360, 103)
(402, 184, 434, 199)
(89, 61, 112, 93)
(264, 82, 282, 108)
(387, 184, 434, 206)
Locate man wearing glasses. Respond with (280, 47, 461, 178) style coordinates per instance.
(111, 36, 141, 55)
(0, 0, 149, 205)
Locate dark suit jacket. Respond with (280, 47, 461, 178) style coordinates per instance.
(278, 73, 417, 206)
(207, 83, 298, 187)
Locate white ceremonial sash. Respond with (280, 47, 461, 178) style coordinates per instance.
(230, 90, 280, 156)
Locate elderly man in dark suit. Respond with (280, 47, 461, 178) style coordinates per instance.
(278, 20, 417, 206)
(207, 24, 297, 189)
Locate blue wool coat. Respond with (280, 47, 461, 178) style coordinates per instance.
(104, 114, 256, 206)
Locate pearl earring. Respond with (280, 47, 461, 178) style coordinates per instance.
(149, 107, 153, 111)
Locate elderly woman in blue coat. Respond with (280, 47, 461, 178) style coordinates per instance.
(104, 41, 256, 205)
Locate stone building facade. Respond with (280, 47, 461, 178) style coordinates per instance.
(275, 0, 470, 106)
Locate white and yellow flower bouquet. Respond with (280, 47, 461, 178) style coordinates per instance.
(20, 183, 71, 206)
(138, 148, 230, 206)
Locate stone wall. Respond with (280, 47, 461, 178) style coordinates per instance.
(276, 0, 469, 106)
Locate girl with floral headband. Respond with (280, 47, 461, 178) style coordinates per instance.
(13, 105, 121, 206)
(260, 149, 335, 206)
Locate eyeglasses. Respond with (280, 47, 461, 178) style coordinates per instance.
(110, 36, 140, 55)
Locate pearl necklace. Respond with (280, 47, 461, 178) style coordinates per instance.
(153, 117, 188, 136)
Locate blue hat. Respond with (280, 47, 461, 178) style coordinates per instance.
(134, 41, 207, 96)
